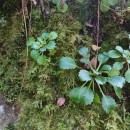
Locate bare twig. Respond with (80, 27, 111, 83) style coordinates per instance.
(96, 0, 100, 56)
(29, 0, 32, 35)
(21, 0, 29, 92)
(22, 0, 28, 40)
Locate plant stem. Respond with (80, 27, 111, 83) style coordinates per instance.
(21, 0, 29, 93)
(77, 66, 83, 70)
(97, 83, 104, 96)
(81, 81, 88, 88)
(96, 62, 102, 71)
(92, 80, 95, 92)
(88, 80, 93, 89)
(96, 0, 100, 55)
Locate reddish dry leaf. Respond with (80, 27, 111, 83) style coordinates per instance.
(90, 57, 97, 69)
(57, 97, 65, 107)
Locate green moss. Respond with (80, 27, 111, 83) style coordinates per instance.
(0, 13, 23, 102)
(100, 12, 130, 52)
(14, 8, 130, 130)
(1, 2, 130, 130)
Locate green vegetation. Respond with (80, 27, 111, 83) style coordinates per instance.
(0, 0, 130, 129)
(101, 0, 118, 12)
(59, 46, 130, 113)
(28, 31, 58, 65)
(52, 0, 68, 13)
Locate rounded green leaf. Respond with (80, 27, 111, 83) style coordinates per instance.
(107, 69, 120, 76)
(30, 50, 40, 60)
(69, 87, 94, 105)
(41, 32, 49, 39)
(125, 69, 130, 83)
(78, 47, 89, 58)
(59, 57, 77, 69)
(39, 46, 47, 52)
(98, 53, 109, 64)
(113, 86, 123, 99)
(100, 65, 112, 71)
(27, 37, 35, 46)
(78, 70, 92, 82)
(102, 95, 116, 113)
(108, 50, 121, 58)
(115, 46, 124, 53)
(32, 41, 41, 49)
(113, 62, 124, 70)
(37, 37, 44, 44)
(37, 55, 46, 65)
(95, 77, 107, 85)
(123, 50, 130, 58)
(108, 76, 125, 88)
(46, 41, 56, 50)
(48, 31, 58, 40)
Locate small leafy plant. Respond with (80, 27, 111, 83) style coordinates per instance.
(27, 31, 58, 65)
(52, 0, 68, 13)
(108, 45, 130, 83)
(59, 47, 126, 113)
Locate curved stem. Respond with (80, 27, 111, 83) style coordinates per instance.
(96, 62, 102, 71)
(21, 0, 29, 94)
(96, 0, 100, 55)
(97, 83, 104, 96)
(81, 81, 88, 88)
(92, 80, 95, 92)
(88, 80, 93, 89)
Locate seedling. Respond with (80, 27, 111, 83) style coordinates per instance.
(27, 31, 58, 65)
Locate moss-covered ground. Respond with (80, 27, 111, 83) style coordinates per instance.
(0, 1, 130, 130)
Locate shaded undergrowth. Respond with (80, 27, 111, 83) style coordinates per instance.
(0, 1, 130, 130)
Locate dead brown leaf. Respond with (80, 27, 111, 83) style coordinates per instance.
(90, 57, 97, 69)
